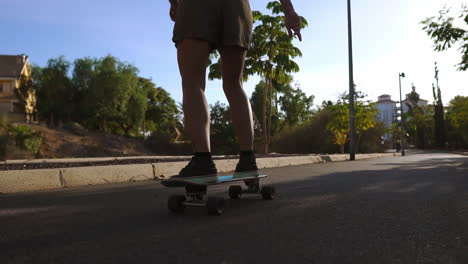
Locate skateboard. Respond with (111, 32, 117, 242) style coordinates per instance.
(161, 172, 275, 215)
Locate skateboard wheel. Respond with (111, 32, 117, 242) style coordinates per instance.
(228, 185, 243, 199)
(168, 195, 186, 213)
(261, 186, 275, 200)
(207, 197, 225, 216)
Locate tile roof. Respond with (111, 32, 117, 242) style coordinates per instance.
(0, 55, 29, 78)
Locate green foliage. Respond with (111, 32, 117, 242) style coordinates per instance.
(271, 110, 336, 154)
(279, 83, 314, 126)
(324, 92, 379, 153)
(0, 119, 42, 159)
(35, 56, 73, 126)
(358, 121, 387, 153)
(432, 83, 446, 148)
(16, 69, 37, 122)
(446, 96, 468, 148)
(12, 125, 42, 154)
(325, 102, 349, 153)
(210, 102, 238, 154)
(32, 55, 179, 141)
(422, 5, 468, 71)
(405, 105, 435, 149)
(143, 78, 181, 138)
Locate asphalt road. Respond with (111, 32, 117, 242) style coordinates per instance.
(1, 152, 467, 264)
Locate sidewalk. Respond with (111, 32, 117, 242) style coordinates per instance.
(0, 153, 399, 194)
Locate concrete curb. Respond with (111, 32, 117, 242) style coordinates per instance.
(0, 153, 398, 194)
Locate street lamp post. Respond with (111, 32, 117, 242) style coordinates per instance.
(399, 72, 406, 156)
(347, 0, 356, 161)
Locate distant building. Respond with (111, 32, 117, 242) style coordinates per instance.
(402, 96, 429, 113)
(375, 95, 397, 140)
(0, 55, 35, 122)
(375, 92, 430, 142)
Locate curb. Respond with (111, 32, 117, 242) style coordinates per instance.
(0, 153, 398, 194)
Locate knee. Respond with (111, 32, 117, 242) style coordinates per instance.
(222, 78, 243, 97)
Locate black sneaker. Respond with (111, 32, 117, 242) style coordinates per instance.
(235, 152, 258, 173)
(175, 156, 218, 178)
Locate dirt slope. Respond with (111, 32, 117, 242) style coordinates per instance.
(29, 124, 154, 159)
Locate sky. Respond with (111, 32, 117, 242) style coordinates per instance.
(1, 0, 467, 107)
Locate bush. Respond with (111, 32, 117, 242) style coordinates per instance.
(145, 133, 191, 155)
(62, 122, 88, 136)
(271, 111, 337, 154)
(357, 122, 388, 153)
(11, 125, 43, 155)
(0, 120, 43, 160)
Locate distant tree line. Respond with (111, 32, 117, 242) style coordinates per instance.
(21, 55, 181, 140)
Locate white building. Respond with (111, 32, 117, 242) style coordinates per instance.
(375, 93, 429, 142)
(402, 96, 429, 113)
(375, 95, 397, 134)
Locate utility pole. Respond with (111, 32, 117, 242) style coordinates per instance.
(399, 72, 406, 156)
(347, 0, 356, 161)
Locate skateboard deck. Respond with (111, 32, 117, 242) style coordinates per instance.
(160, 172, 274, 216)
(161, 172, 267, 188)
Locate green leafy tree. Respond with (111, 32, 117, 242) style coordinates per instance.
(446, 96, 468, 148)
(422, 5, 468, 71)
(326, 102, 349, 154)
(210, 102, 237, 154)
(143, 78, 181, 138)
(404, 84, 432, 148)
(326, 92, 379, 153)
(432, 64, 446, 148)
(16, 66, 37, 123)
(250, 80, 281, 147)
(72, 57, 97, 123)
(279, 83, 314, 127)
(84, 55, 144, 136)
(35, 56, 73, 126)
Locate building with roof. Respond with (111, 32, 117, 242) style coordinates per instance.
(0, 55, 35, 122)
(375, 92, 430, 142)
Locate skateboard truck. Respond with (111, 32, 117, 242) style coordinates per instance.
(162, 173, 275, 216)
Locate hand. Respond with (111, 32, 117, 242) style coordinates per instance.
(169, 4, 177, 22)
(284, 11, 302, 41)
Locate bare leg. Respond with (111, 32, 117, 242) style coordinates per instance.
(220, 46, 254, 151)
(177, 39, 212, 153)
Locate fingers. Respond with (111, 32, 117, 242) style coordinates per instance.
(287, 26, 302, 41)
(287, 27, 293, 38)
(170, 9, 176, 22)
(296, 32, 302, 41)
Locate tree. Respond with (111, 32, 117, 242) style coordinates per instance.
(210, 102, 237, 154)
(422, 5, 468, 71)
(279, 83, 314, 127)
(403, 84, 433, 149)
(326, 101, 349, 154)
(209, 1, 307, 153)
(432, 63, 446, 148)
(143, 78, 180, 138)
(72, 57, 96, 123)
(446, 96, 468, 148)
(35, 56, 73, 126)
(16, 65, 37, 123)
(326, 92, 378, 153)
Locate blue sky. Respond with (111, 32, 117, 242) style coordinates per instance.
(1, 0, 467, 106)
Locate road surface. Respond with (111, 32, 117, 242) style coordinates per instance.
(1, 152, 467, 263)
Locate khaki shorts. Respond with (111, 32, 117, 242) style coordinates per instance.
(172, 0, 253, 49)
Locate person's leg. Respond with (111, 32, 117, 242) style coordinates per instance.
(219, 46, 253, 152)
(220, 46, 257, 173)
(176, 39, 217, 177)
(178, 39, 212, 153)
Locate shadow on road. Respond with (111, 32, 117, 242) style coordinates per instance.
(0, 153, 467, 263)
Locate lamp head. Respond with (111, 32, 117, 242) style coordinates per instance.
(400, 73, 406, 78)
